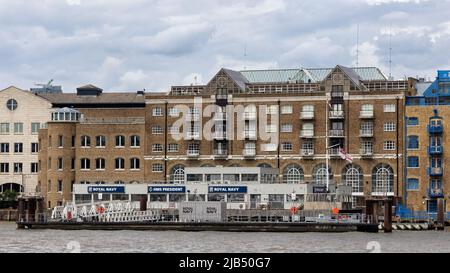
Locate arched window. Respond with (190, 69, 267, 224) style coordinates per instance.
(95, 158, 105, 170)
(283, 164, 304, 184)
(115, 158, 125, 170)
(312, 163, 332, 185)
(80, 158, 90, 170)
(257, 163, 272, 169)
(130, 158, 140, 170)
(115, 180, 125, 184)
(81, 136, 90, 147)
(372, 164, 394, 193)
(228, 164, 241, 167)
(342, 164, 363, 193)
(171, 164, 185, 184)
(96, 135, 106, 147)
(130, 135, 140, 147)
(115, 135, 125, 147)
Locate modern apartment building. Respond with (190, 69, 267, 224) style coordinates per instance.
(405, 70, 450, 213)
(0, 86, 53, 195)
(38, 65, 408, 209)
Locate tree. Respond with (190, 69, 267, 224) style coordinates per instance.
(0, 190, 18, 202)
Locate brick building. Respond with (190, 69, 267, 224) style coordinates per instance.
(37, 65, 408, 209)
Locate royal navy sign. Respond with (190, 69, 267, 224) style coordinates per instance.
(208, 186, 247, 193)
(87, 186, 125, 193)
(148, 186, 186, 193)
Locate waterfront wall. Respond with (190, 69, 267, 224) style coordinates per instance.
(0, 209, 17, 221)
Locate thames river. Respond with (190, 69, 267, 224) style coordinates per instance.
(1, 222, 449, 253)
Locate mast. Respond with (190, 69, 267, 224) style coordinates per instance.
(326, 95, 330, 192)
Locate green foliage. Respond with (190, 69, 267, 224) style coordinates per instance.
(0, 190, 19, 202)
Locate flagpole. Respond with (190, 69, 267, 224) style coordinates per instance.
(326, 96, 329, 193)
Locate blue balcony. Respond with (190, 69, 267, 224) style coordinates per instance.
(427, 167, 443, 177)
(428, 124, 443, 134)
(428, 146, 443, 155)
(428, 187, 444, 198)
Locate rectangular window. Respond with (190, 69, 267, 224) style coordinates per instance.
(281, 142, 293, 151)
(152, 126, 163, 134)
(58, 135, 64, 147)
(152, 107, 163, 116)
(14, 123, 23, 134)
(384, 104, 396, 113)
(14, 143, 23, 153)
(1, 143, 9, 153)
(71, 158, 75, 170)
(281, 124, 293, 133)
(58, 180, 63, 192)
(14, 163, 23, 173)
(261, 143, 277, 152)
(0, 123, 9, 134)
(383, 141, 396, 151)
(384, 122, 396, 132)
(31, 163, 38, 173)
(361, 141, 373, 154)
(31, 143, 39, 153)
(168, 107, 179, 117)
(407, 136, 419, 150)
(168, 125, 179, 135)
(168, 143, 178, 152)
(58, 157, 63, 170)
(152, 164, 163, 172)
(31, 123, 40, 134)
(47, 181, 52, 193)
(407, 156, 419, 168)
(0, 163, 9, 173)
(152, 144, 163, 152)
(266, 124, 277, 133)
(281, 105, 292, 114)
(267, 105, 278, 115)
(407, 178, 419, 191)
(407, 117, 419, 126)
(71, 135, 75, 147)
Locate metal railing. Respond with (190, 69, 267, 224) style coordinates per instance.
(360, 130, 373, 137)
(359, 111, 374, 118)
(329, 111, 344, 119)
(329, 129, 344, 137)
(301, 149, 314, 156)
(300, 130, 314, 138)
(243, 149, 256, 157)
(300, 111, 315, 119)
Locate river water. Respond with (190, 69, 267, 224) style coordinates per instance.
(0, 222, 449, 253)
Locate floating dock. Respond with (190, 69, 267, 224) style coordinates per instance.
(17, 221, 379, 233)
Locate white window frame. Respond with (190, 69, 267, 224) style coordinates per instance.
(152, 163, 163, 173)
(384, 122, 396, 132)
(383, 141, 396, 151)
(152, 126, 163, 134)
(383, 104, 396, 113)
(152, 144, 163, 152)
(152, 107, 163, 117)
(281, 124, 293, 133)
(281, 105, 293, 114)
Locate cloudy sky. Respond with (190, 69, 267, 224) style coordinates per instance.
(1, 0, 450, 92)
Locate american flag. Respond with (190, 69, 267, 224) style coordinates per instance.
(339, 148, 353, 163)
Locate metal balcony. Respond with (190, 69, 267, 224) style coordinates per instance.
(428, 146, 443, 155)
(360, 149, 374, 158)
(187, 150, 200, 158)
(428, 124, 443, 134)
(329, 129, 344, 137)
(427, 167, 443, 177)
(300, 111, 315, 120)
(244, 130, 257, 140)
(243, 149, 256, 158)
(300, 130, 314, 138)
(329, 148, 341, 157)
(428, 187, 444, 198)
(214, 149, 228, 159)
(185, 132, 200, 140)
(214, 113, 227, 121)
(213, 131, 227, 140)
(301, 149, 314, 157)
(244, 112, 257, 120)
(329, 111, 344, 119)
(359, 111, 374, 119)
(360, 130, 374, 137)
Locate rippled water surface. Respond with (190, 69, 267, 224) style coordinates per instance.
(1, 222, 450, 253)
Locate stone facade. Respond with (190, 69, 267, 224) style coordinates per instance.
(0, 86, 53, 195)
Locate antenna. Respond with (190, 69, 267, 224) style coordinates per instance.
(389, 25, 392, 80)
(243, 43, 247, 70)
(356, 24, 359, 68)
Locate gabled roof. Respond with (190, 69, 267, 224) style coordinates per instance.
(337, 65, 362, 86)
(239, 66, 387, 84)
(222, 68, 248, 90)
(77, 84, 103, 91)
